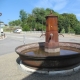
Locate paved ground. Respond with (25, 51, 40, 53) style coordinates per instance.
(0, 32, 80, 80)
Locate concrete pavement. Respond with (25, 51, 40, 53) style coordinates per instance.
(0, 52, 27, 80)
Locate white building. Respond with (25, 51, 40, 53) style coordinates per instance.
(0, 22, 5, 27)
(0, 27, 3, 36)
(0, 22, 5, 36)
(0, 28, 3, 32)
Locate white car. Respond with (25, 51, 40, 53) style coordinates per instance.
(13, 29, 22, 33)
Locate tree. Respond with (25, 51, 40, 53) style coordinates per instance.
(19, 10, 28, 30)
(8, 8, 80, 32)
(58, 15, 64, 33)
(19, 10, 27, 22)
(62, 13, 78, 29)
(74, 22, 80, 34)
(27, 14, 35, 30)
(9, 19, 21, 26)
(68, 14, 78, 29)
(32, 8, 46, 31)
(62, 16, 70, 33)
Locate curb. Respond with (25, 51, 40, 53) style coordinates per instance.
(19, 60, 80, 76)
(0, 36, 7, 40)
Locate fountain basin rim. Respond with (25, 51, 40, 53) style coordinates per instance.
(15, 42, 80, 60)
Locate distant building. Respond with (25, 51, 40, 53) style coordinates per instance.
(0, 28, 3, 36)
(0, 28, 3, 32)
(0, 21, 5, 27)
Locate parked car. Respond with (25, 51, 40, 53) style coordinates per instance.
(13, 29, 22, 33)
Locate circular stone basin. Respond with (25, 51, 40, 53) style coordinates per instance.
(15, 42, 80, 70)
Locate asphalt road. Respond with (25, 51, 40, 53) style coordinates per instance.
(0, 32, 44, 55)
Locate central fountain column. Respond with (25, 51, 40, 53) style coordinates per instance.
(45, 11, 60, 53)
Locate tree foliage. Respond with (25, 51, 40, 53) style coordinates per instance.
(74, 22, 80, 34)
(9, 19, 21, 26)
(8, 8, 80, 34)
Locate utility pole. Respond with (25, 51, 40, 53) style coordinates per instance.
(8, 19, 11, 33)
(42, 19, 43, 33)
(0, 13, 2, 36)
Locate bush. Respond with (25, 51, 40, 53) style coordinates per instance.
(68, 26, 75, 33)
(75, 26, 80, 34)
(22, 25, 30, 31)
(74, 23, 80, 34)
(60, 28, 65, 33)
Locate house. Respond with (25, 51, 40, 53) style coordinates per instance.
(0, 28, 3, 32)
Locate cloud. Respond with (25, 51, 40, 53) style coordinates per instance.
(53, 1, 67, 10)
(35, 0, 53, 8)
(34, 0, 80, 20)
(76, 13, 80, 17)
(35, 0, 68, 11)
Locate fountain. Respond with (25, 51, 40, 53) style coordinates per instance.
(45, 11, 60, 53)
(15, 11, 80, 74)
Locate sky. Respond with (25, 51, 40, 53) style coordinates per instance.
(0, 0, 80, 24)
